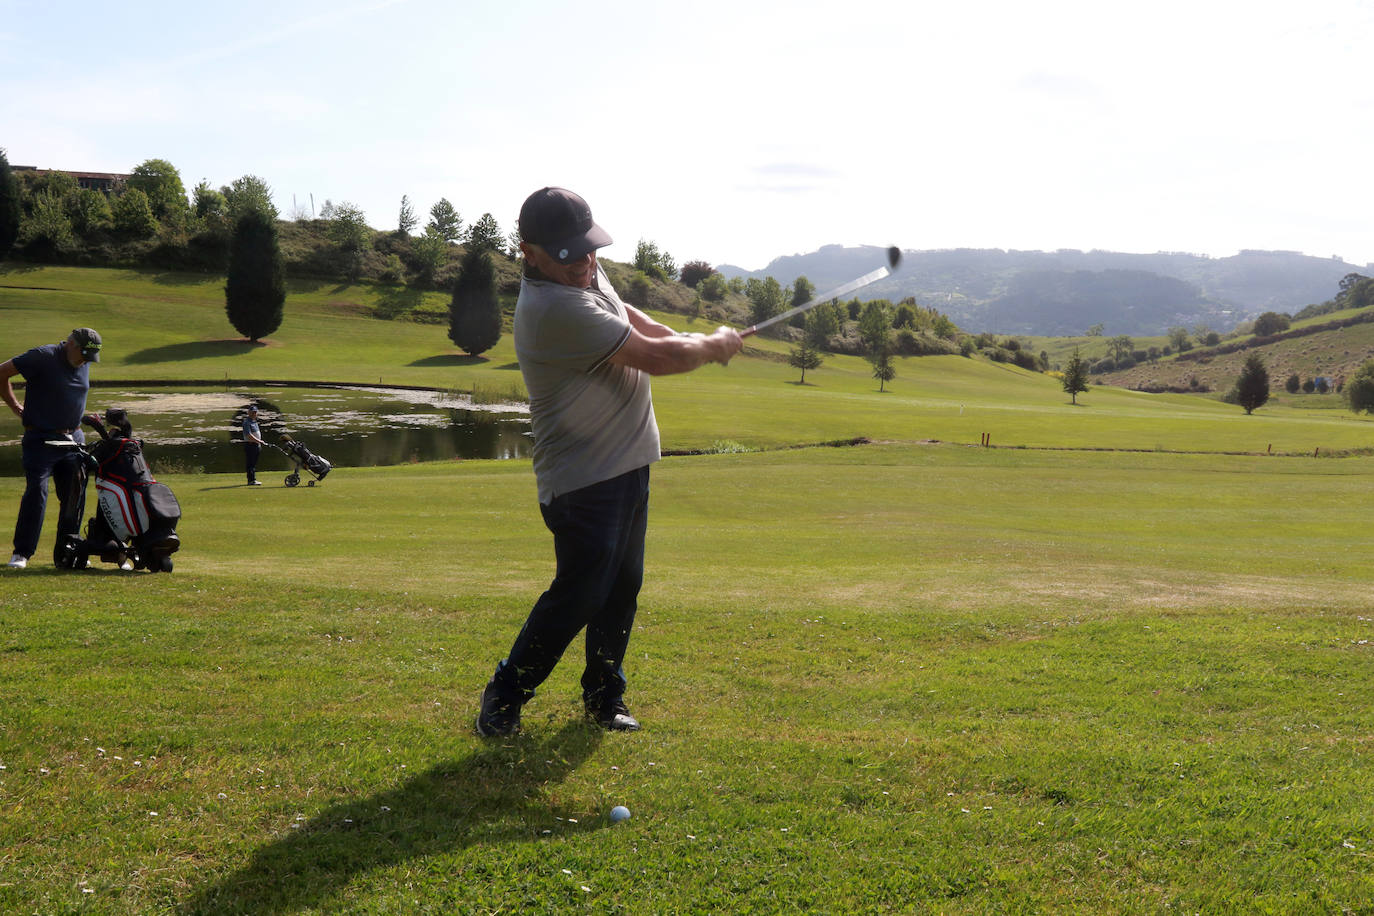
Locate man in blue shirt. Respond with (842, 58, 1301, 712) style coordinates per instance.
(1, 328, 102, 569)
(241, 405, 264, 486)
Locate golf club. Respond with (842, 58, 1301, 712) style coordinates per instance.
(740, 246, 902, 338)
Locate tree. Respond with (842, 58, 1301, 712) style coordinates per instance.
(858, 301, 891, 356)
(66, 188, 112, 236)
(428, 198, 462, 243)
(1108, 334, 1134, 362)
(1285, 373, 1301, 394)
(127, 158, 187, 221)
(1347, 277, 1374, 311)
(328, 201, 372, 280)
(788, 309, 830, 383)
(397, 195, 417, 237)
(1086, 323, 1104, 337)
(222, 175, 277, 221)
(225, 208, 286, 341)
(1252, 311, 1290, 336)
(328, 201, 372, 252)
(1231, 353, 1270, 414)
(1336, 272, 1369, 303)
(805, 299, 839, 350)
(449, 246, 501, 355)
(17, 192, 74, 255)
(872, 348, 896, 392)
(679, 260, 715, 288)
(1166, 326, 1192, 352)
(1345, 359, 1374, 414)
(467, 213, 504, 254)
(634, 238, 676, 281)
(788, 338, 823, 383)
(745, 276, 785, 329)
(111, 187, 159, 238)
(0, 148, 20, 260)
(192, 180, 227, 219)
(1062, 349, 1089, 404)
(410, 228, 448, 286)
(698, 272, 728, 302)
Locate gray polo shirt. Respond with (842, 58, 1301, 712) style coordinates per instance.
(514, 265, 660, 504)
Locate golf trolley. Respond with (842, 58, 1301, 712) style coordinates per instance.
(52, 408, 182, 573)
(274, 435, 332, 487)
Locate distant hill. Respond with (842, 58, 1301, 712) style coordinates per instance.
(718, 246, 1370, 336)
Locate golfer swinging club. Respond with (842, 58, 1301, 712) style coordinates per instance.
(476, 187, 742, 736)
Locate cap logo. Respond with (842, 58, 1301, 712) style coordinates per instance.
(558, 248, 570, 260)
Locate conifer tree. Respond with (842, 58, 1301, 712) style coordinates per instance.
(1232, 353, 1270, 414)
(0, 149, 20, 261)
(225, 209, 286, 341)
(1062, 349, 1089, 404)
(449, 246, 501, 356)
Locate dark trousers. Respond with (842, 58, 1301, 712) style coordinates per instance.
(13, 433, 87, 561)
(490, 466, 650, 710)
(244, 443, 261, 483)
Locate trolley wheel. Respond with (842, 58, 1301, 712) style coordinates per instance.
(158, 556, 174, 573)
(285, 473, 300, 488)
(307, 480, 316, 487)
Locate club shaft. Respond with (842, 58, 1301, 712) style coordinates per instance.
(741, 265, 892, 337)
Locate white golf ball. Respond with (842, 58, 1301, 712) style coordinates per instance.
(610, 805, 631, 823)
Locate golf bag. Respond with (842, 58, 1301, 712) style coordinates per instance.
(62, 409, 182, 572)
(277, 435, 331, 487)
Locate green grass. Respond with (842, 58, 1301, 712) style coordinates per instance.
(3, 447, 1373, 914)
(2, 267, 1374, 913)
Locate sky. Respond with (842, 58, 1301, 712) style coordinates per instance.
(3, 0, 1372, 271)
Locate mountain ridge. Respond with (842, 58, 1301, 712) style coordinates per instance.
(717, 246, 1369, 337)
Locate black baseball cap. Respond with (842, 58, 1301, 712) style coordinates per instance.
(71, 327, 102, 362)
(518, 187, 612, 263)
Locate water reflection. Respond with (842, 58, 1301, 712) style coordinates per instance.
(0, 385, 531, 476)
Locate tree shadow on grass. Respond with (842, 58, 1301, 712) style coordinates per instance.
(179, 721, 602, 915)
(124, 339, 268, 364)
(373, 285, 425, 320)
(408, 353, 488, 368)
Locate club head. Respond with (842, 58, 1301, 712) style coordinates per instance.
(887, 246, 902, 271)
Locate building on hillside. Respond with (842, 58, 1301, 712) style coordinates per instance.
(11, 165, 130, 194)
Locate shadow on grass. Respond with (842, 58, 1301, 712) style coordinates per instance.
(180, 721, 603, 915)
(140, 270, 219, 287)
(408, 353, 488, 368)
(124, 339, 268, 364)
(373, 285, 425, 320)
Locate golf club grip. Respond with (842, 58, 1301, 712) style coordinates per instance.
(742, 265, 892, 336)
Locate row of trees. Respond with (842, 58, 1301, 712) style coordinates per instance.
(224, 197, 501, 356)
(0, 151, 514, 291)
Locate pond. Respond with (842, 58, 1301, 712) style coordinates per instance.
(0, 384, 532, 477)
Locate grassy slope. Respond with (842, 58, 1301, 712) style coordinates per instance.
(5, 266, 1374, 456)
(2, 267, 1373, 913)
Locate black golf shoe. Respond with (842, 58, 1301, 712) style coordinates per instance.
(474, 683, 522, 737)
(587, 698, 640, 732)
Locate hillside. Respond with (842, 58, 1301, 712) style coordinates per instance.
(720, 246, 1368, 337)
(1100, 305, 1374, 395)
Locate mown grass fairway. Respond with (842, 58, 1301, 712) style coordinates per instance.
(2, 267, 1374, 913)
(3, 446, 1373, 913)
